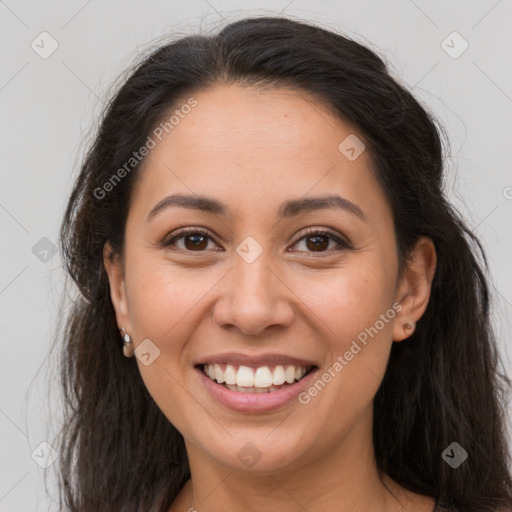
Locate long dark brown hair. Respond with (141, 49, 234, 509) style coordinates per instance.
(53, 15, 512, 511)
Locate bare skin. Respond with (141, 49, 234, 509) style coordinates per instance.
(104, 83, 437, 512)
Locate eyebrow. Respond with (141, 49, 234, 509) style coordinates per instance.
(147, 193, 366, 222)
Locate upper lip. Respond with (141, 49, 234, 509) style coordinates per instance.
(194, 352, 318, 368)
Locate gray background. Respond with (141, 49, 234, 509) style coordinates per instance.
(1, 1, 511, 510)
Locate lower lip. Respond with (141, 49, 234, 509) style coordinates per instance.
(197, 367, 319, 413)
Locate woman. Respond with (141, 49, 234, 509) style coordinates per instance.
(56, 15, 512, 512)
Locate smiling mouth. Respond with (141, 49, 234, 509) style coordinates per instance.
(200, 363, 315, 393)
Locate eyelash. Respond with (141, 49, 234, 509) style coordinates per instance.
(163, 227, 352, 255)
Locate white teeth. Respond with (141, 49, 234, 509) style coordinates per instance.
(203, 363, 311, 389)
(284, 366, 296, 384)
(272, 365, 286, 385)
(224, 384, 286, 393)
(254, 367, 273, 388)
(295, 366, 307, 381)
(224, 364, 237, 385)
(214, 363, 225, 384)
(236, 366, 254, 387)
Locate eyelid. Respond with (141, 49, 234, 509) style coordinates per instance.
(292, 226, 352, 250)
(163, 226, 220, 247)
(163, 226, 352, 253)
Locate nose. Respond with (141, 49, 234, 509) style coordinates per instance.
(213, 254, 294, 336)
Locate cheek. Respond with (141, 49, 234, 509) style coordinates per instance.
(291, 258, 397, 405)
(291, 257, 397, 343)
(125, 255, 206, 340)
(123, 256, 210, 432)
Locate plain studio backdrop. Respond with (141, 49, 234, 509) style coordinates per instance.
(1, 1, 511, 510)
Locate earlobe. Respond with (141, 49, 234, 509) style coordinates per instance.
(393, 236, 436, 342)
(103, 241, 131, 331)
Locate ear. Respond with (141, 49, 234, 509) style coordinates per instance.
(103, 241, 131, 333)
(393, 236, 437, 342)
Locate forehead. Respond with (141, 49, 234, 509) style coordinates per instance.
(129, 83, 389, 225)
(161, 83, 357, 155)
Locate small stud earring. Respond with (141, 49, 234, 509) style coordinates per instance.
(121, 327, 134, 358)
(403, 322, 415, 336)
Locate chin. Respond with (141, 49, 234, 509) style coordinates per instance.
(190, 426, 317, 474)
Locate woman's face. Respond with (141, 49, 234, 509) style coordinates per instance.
(106, 83, 434, 474)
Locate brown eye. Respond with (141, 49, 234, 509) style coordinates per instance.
(305, 234, 330, 252)
(163, 227, 350, 255)
(292, 229, 351, 254)
(164, 229, 217, 252)
(182, 233, 209, 251)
